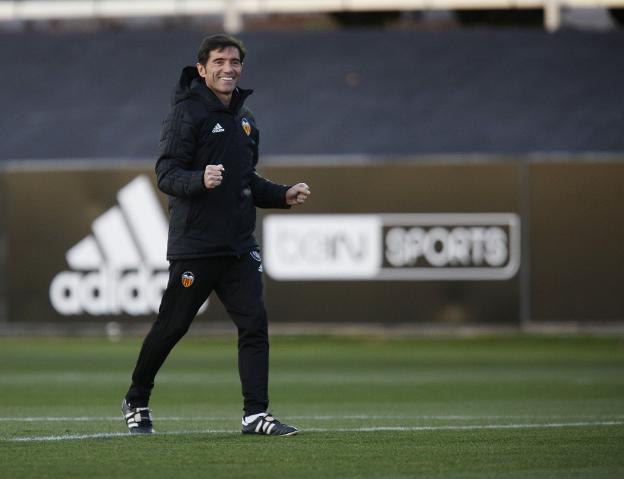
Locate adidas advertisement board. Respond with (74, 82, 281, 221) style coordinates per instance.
(4, 166, 215, 326)
(3, 162, 523, 326)
(47, 175, 189, 316)
(3, 161, 524, 326)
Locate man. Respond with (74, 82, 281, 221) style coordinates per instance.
(121, 34, 310, 436)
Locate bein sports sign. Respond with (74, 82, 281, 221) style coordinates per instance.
(263, 213, 520, 281)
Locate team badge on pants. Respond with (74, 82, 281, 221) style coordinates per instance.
(181, 271, 195, 288)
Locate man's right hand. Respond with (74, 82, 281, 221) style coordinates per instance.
(204, 164, 224, 189)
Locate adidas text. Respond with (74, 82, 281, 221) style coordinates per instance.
(50, 267, 167, 315)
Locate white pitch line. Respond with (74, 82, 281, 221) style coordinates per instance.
(305, 421, 624, 432)
(5, 420, 624, 443)
(0, 414, 624, 422)
(1, 414, 624, 422)
(9, 432, 132, 442)
(8, 429, 236, 442)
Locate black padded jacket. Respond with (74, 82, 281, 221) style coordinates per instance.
(155, 66, 291, 260)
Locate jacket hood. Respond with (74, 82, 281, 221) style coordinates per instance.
(171, 66, 252, 112)
(171, 66, 201, 105)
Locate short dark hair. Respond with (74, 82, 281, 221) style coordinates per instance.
(197, 34, 246, 65)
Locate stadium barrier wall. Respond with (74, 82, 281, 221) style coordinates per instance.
(0, 171, 7, 324)
(0, 156, 622, 332)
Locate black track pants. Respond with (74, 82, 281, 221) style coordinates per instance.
(125, 253, 269, 415)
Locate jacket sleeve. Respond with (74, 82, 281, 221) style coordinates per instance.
(155, 103, 206, 198)
(247, 121, 291, 209)
(251, 171, 291, 209)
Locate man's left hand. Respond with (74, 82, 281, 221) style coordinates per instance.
(285, 183, 311, 206)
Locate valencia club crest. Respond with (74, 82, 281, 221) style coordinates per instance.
(181, 271, 195, 288)
(241, 118, 251, 136)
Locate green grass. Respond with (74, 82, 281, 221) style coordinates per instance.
(0, 335, 623, 478)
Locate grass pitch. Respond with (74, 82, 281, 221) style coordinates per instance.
(0, 334, 623, 478)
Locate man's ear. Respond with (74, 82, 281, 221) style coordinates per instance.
(196, 62, 206, 78)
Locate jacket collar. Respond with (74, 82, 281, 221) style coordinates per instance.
(172, 66, 252, 113)
(189, 77, 253, 113)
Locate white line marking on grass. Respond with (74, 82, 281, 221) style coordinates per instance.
(11, 432, 132, 441)
(0, 416, 242, 422)
(0, 417, 116, 422)
(3, 372, 621, 385)
(290, 414, 624, 421)
(2, 414, 624, 422)
(6, 420, 624, 443)
(305, 421, 624, 432)
(9, 429, 237, 442)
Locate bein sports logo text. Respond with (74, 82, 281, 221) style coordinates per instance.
(263, 213, 520, 281)
(50, 176, 170, 316)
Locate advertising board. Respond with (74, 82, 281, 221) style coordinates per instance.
(3, 161, 522, 326)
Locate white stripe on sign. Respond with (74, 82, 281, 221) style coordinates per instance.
(92, 206, 141, 269)
(66, 235, 103, 270)
(117, 175, 169, 270)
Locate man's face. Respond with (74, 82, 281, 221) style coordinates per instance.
(197, 46, 242, 97)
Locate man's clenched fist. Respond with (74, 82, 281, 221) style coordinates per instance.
(285, 183, 311, 206)
(204, 164, 224, 189)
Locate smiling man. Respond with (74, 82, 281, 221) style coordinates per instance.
(121, 34, 310, 436)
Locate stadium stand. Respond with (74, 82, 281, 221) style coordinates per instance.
(1, 29, 624, 161)
(1, 0, 624, 31)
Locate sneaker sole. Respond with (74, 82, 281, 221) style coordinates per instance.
(241, 429, 299, 437)
(129, 428, 155, 434)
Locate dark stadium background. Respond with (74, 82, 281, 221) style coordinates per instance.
(0, 9, 623, 333)
(0, 7, 623, 479)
